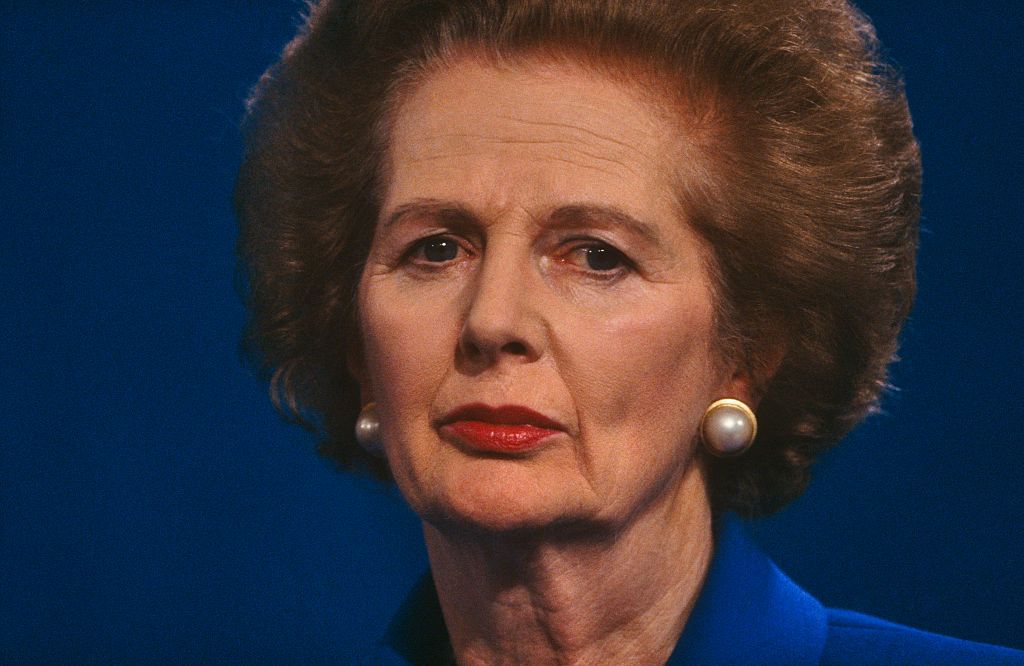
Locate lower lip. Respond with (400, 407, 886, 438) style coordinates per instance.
(442, 421, 560, 453)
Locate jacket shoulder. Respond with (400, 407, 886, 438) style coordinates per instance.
(822, 608, 1024, 665)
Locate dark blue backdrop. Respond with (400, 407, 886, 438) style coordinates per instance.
(2, 2, 1022, 661)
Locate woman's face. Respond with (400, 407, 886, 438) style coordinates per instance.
(358, 56, 747, 533)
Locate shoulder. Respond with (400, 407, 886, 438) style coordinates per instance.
(669, 515, 1023, 665)
(822, 608, 1024, 665)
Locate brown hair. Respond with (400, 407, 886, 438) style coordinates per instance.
(235, 0, 921, 517)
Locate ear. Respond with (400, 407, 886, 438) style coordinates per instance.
(717, 341, 786, 409)
(717, 368, 757, 408)
(345, 342, 373, 404)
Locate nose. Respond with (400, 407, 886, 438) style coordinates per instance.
(457, 246, 543, 370)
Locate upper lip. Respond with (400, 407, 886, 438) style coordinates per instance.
(438, 403, 565, 430)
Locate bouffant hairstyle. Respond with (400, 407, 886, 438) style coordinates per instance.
(235, 0, 920, 517)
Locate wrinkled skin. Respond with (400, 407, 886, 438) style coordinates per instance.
(356, 56, 752, 662)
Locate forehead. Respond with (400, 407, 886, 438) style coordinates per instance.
(382, 55, 695, 222)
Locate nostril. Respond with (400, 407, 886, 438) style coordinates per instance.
(462, 339, 483, 359)
(502, 341, 528, 356)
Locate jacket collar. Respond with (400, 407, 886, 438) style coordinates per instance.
(376, 515, 827, 664)
(667, 514, 827, 664)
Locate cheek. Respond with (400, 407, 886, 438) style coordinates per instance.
(357, 277, 456, 417)
(563, 294, 719, 439)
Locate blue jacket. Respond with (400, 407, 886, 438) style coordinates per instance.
(371, 516, 1023, 664)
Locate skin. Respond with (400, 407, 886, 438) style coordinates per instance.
(357, 55, 753, 664)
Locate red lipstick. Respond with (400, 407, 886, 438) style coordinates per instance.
(438, 404, 563, 453)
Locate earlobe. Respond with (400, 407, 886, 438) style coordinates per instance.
(727, 339, 787, 408)
(700, 343, 784, 457)
(698, 364, 756, 457)
(720, 371, 757, 409)
(716, 361, 760, 410)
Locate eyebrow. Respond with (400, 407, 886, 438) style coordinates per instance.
(380, 199, 475, 232)
(381, 199, 666, 247)
(548, 204, 666, 247)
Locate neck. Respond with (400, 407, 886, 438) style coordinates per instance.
(423, 462, 714, 665)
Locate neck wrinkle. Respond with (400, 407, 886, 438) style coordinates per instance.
(423, 461, 714, 665)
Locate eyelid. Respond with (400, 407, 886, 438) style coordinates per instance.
(561, 234, 632, 259)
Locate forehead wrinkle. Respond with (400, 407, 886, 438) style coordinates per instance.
(403, 133, 650, 182)
(492, 114, 647, 156)
(486, 116, 659, 176)
(407, 126, 647, 158)
(385, 56, 698, 240)
(540, 154, 643, 181)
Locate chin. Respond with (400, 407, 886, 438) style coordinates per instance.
(410, 456, 596, 536)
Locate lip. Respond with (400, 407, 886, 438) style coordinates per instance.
(437, 403, 564, 454)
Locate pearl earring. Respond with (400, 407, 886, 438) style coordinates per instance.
(701, 398, 757, 457)
(355, 402, 383, 455)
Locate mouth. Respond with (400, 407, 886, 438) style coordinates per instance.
(437, 403, 565, 454)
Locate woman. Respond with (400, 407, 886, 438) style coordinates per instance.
(235, 0, 1023, 663)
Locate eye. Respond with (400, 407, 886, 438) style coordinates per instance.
(407, 235, 463, 264)
(582, 245, 626, 271)
(561, 240, 632, 277)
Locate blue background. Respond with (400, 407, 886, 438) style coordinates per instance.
(2, 2, 1022, 661)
